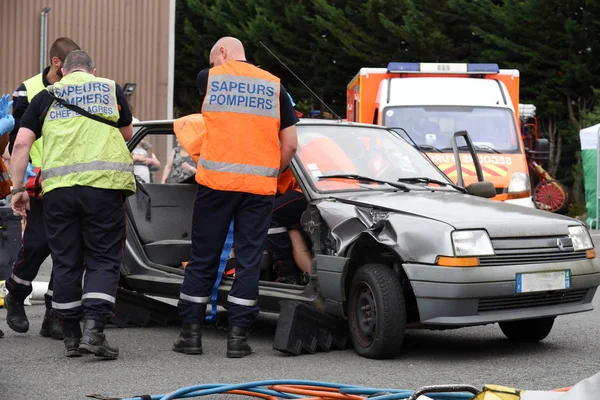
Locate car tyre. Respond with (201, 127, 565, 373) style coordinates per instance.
(347, 263, 406, 359)
(499, 316, 555, 343)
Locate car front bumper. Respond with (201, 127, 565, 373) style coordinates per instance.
(402, 258, 600, 327)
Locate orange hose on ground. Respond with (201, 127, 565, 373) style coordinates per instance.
(276, 385, 342, 392)
(268, 385, 364, 400)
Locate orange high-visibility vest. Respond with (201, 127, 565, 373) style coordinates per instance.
(197, 61, 282, 195)
(173, 113, 206, 164)
(277, 168, 302, 195)
(298, 137, 359, 191)
(0, 158, 11, 199)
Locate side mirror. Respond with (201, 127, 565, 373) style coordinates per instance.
(534, 138, 549, 153)
(527, 137, 549, 162)
(466, 181, 496, 199)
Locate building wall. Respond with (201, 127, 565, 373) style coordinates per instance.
(0, 0, 174, 121)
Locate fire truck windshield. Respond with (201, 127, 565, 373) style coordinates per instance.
(382, 106, 521, 154)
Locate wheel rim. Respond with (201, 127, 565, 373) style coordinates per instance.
(534, 181, 566, 212)
(352, 282, 377, 347)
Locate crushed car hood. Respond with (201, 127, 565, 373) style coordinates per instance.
(330, 190, 579, 238)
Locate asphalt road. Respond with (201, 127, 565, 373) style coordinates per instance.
(1, 235, 600, 399)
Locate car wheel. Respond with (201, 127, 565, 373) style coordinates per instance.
(347, 263, 406, 359)
(499, 317, 555, 343)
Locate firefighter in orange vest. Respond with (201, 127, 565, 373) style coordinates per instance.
(172, 37, 299, 358)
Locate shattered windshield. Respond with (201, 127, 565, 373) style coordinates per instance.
(382, 106, 520, 154)
(295, 124, 455, 193)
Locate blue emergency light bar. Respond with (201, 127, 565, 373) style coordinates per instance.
(387, 62, 499, 74)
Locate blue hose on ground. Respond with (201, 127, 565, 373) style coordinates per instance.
(123, 379, 476, 400)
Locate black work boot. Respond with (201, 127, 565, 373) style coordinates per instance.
(62, 319, 82, 358)
(5, 293, 29, 333)
(274, 260, 300, 285)
(79, 319, 119, 359)
(227, 326, 252, 358)
(40, 308, 64, 340)
(172, 323, 203, 355)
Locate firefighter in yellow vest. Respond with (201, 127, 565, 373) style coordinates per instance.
(4, 37, 80, 340)
(172, 37, 299, 358)
(10, 50, 135, 359)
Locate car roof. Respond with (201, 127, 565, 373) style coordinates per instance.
(133, 118, 387, 130)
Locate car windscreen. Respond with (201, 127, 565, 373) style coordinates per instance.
(295, 124, 456, 193)
(382, 106, 520, 154)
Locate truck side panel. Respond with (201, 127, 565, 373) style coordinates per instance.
(346, 68, 390, 124)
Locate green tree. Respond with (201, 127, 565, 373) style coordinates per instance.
(467, 0, 600, 180)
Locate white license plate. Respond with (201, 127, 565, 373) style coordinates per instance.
(516, 270, 571, 293)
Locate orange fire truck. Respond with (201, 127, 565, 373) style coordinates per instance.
(346, 62, 534, 208)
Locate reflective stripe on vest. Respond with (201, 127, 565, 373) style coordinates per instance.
(23, 73, 47, 167)
(40, 72, 136, 196)
(43, 160, 134, 179)
(197, 156, 278, 178)
(196, 61, 282, 196)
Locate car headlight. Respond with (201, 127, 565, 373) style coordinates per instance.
(568, 225, 594, 251)
(452, 230, 495, 256)
(508, 172, 530, 193)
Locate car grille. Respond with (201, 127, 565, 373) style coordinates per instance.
(478, 236, 588, 266)
(478, 289, 588, 313)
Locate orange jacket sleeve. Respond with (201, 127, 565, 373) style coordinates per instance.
(173, 113, 206, 164)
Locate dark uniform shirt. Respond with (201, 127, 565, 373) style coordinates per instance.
(19, 83, 132, 140)
(9, 66, 52, 154)
(196, 62, 299, 130)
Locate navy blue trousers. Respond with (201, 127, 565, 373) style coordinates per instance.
(178, 184, 273, 328)
(6, 197, 53, 309)
(44, 187, 125, 322)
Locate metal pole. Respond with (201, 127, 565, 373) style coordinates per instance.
(39, 7, 51, 73)
(590, 128, 600, 229)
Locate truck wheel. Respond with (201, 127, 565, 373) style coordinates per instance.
(347, 263, 406, 359)
(499, 317, 555, 343)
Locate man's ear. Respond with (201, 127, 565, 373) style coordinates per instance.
(61, 68, 67, 77)
(91, 68, 97, 76)
(51, 56, 61, 68)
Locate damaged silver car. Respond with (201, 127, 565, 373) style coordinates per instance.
(120, 119, 600, 360)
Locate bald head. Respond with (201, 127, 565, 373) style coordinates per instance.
(209, 36, 246, 67)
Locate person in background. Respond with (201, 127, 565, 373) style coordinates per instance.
(4, 37, 81, 341)
(10, 50, 135, 358)
(0, 96, 14, 337)
(161, 141, 196, 183)
(132, 137, 161, 183)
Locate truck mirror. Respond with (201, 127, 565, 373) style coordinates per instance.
(450, 130, 485, 186)
(466, 181, 496, 199)
(534, 138, 549, 152)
